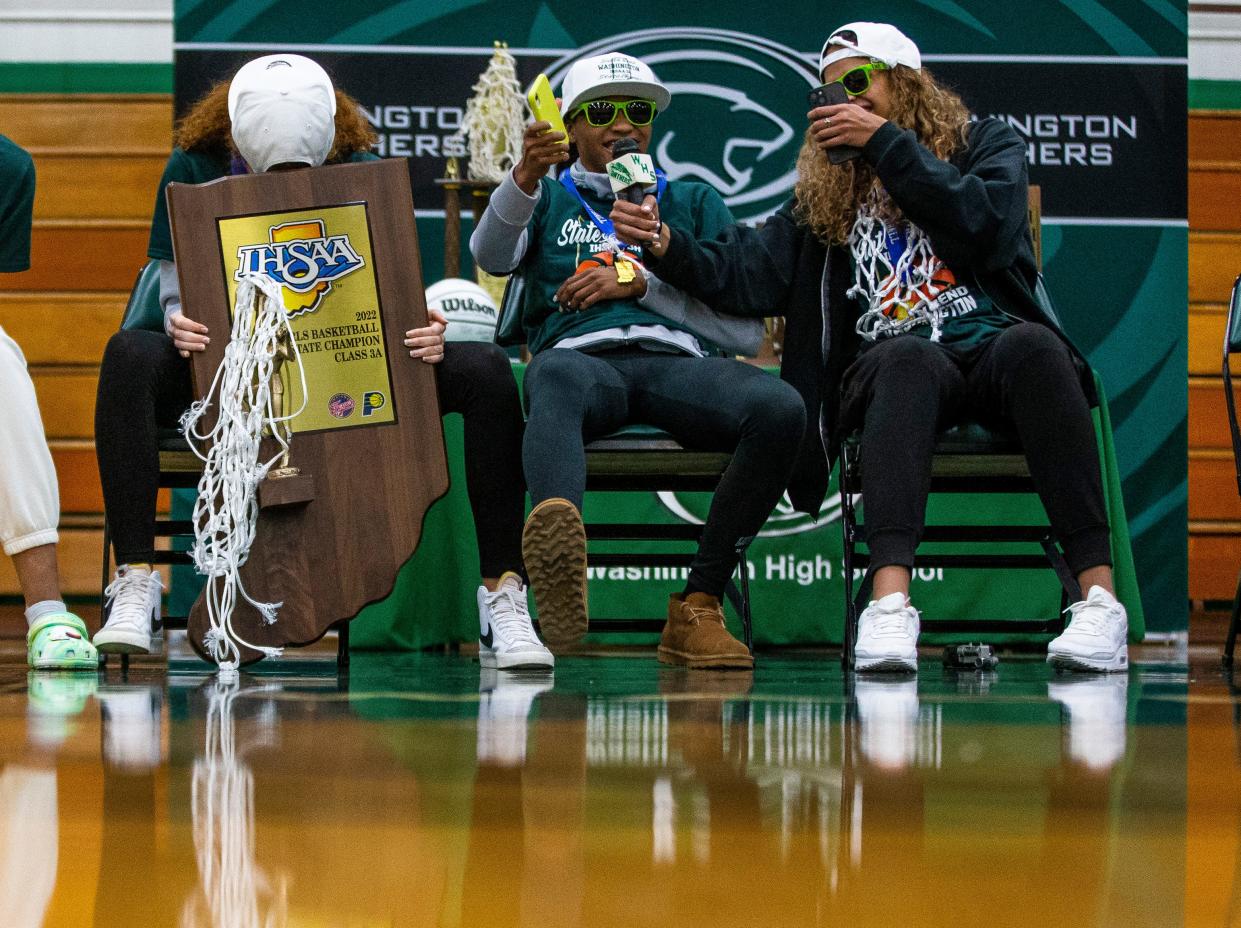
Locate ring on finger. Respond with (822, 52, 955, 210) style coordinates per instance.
(824, 117, 831, 129)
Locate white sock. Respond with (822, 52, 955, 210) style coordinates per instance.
(25, 600, 67, 628)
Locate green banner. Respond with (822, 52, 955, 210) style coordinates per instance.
(174, 1, 1188, 640)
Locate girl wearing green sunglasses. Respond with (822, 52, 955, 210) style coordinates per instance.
(611, 22, 1129, 676)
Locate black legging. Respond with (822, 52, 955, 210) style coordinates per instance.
(522, 345, 806, 597)
(838, 323, 1112, 575)
(95, 333, 525, 578)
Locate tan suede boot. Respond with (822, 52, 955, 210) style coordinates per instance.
(658, 593, 754, 669)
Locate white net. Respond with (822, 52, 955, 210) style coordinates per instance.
(180, 275, 308, 673)
(457, 41, 526, 183)
(180, 678, 287, 928)
(847, 189, 943, 342)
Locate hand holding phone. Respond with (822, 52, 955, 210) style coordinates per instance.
(527, 74, 568, 144)
(808, 82, 862, 164)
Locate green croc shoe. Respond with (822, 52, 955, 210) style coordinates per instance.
(27, 612, 100, 671)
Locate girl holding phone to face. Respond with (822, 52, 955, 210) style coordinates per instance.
(612, 22, 1128, 675)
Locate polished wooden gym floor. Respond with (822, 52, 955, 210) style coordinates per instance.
(0, 638, 1227, 927)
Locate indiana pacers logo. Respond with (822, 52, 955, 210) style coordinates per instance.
(234, 219, 365, 316)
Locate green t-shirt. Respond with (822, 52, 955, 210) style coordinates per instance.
(519, 173, 735, 354)
(0, 134, 35, 273)
(147, 147, 380, 262)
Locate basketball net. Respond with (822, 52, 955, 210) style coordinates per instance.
(847, 189, 942, 343)
(180, 275, 308, 673)
(181, 677, 288, 928)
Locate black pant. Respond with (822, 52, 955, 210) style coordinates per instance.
(839, 323, 1111, 575)
(95, 333, 525, 578)
(522, 346, 806, 597)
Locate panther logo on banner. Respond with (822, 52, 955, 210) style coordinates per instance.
(545, 28, 819, 222)
(657, 492, 856, 538)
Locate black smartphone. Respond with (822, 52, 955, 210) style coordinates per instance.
(808, 82, 861, 164)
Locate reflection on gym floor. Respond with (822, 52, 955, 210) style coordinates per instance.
(0, 651, 1198, 927)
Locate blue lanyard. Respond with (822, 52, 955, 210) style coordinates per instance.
(559, 166, 667, 249)
(884, 223, 911, 282)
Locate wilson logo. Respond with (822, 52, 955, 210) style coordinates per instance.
(234, 219, 365, 315)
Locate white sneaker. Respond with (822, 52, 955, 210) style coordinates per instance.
(855, 678, 921, 770)
(1049, 675, 1128, 771)
(1046, 585, 1128, 673)
(95, 566, 164, 654)
(477, 667, 554, 765)
(478, 572, 554, 670)
(854, 592, 920, 673)
(98, 685, 163, 771)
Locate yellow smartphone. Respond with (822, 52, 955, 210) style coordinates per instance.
(526, 73, 568, 144)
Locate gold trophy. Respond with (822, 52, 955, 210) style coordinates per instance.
(259, 324, 315, 508)
(266, 326, 299, 477)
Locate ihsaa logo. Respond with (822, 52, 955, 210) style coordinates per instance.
(546, 28, 818, 222)
(234, 219, 365, 315)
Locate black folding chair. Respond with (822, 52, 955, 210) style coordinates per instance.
(838, 275, 1086, 668)
(1220, 273, 1241, 666)
(839, 423, 1080, 667)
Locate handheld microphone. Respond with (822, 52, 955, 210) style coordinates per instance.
(607, 138, 657, 204)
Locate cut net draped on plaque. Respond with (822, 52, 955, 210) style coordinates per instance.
(180, 275, 308, 672)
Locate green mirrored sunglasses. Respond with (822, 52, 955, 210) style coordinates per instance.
(571, 99, 658, 127)
(832, 61, 888, 97)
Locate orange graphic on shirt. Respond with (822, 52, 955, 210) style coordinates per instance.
(575, 250, 617, 275)
(882, 262, 957, 320)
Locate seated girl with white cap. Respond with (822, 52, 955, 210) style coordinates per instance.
(612, 23, 1130, 674)
(94, 54, 555, 671)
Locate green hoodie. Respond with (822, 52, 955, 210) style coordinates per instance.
(519, 172, 734, 354)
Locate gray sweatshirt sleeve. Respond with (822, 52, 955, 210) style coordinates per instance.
(470, 170, 539, 274)
(160, 259, 181, 337)
(638, 271, 765, 356)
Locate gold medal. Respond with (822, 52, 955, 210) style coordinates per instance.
(615, 260, 636, 285)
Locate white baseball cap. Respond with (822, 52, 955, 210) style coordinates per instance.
(819, 22, 922, 75)
(228, 54, 337, 173)
(558, 52, 671, 117)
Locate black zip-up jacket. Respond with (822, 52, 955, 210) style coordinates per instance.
(645, 117, 1095, 515)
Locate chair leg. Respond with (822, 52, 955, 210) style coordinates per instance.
(1040, 535, 1080, 636)
(841, 546, 856, 668)
(337, 621, 350, 674)
(1226, 569, 1241, 667)
(100, 518, 112, 606)
(100, 519, 111, 668)
(839, 448, 860, 669)
(735, 538, 754, 654)
(1039, 535, 1081, 606)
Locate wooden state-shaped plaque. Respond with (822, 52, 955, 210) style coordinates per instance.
(168, 158, 449, 664)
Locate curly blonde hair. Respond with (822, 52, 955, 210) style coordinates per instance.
(793, 65, 971, 244)
(173, 80, 378, 163)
